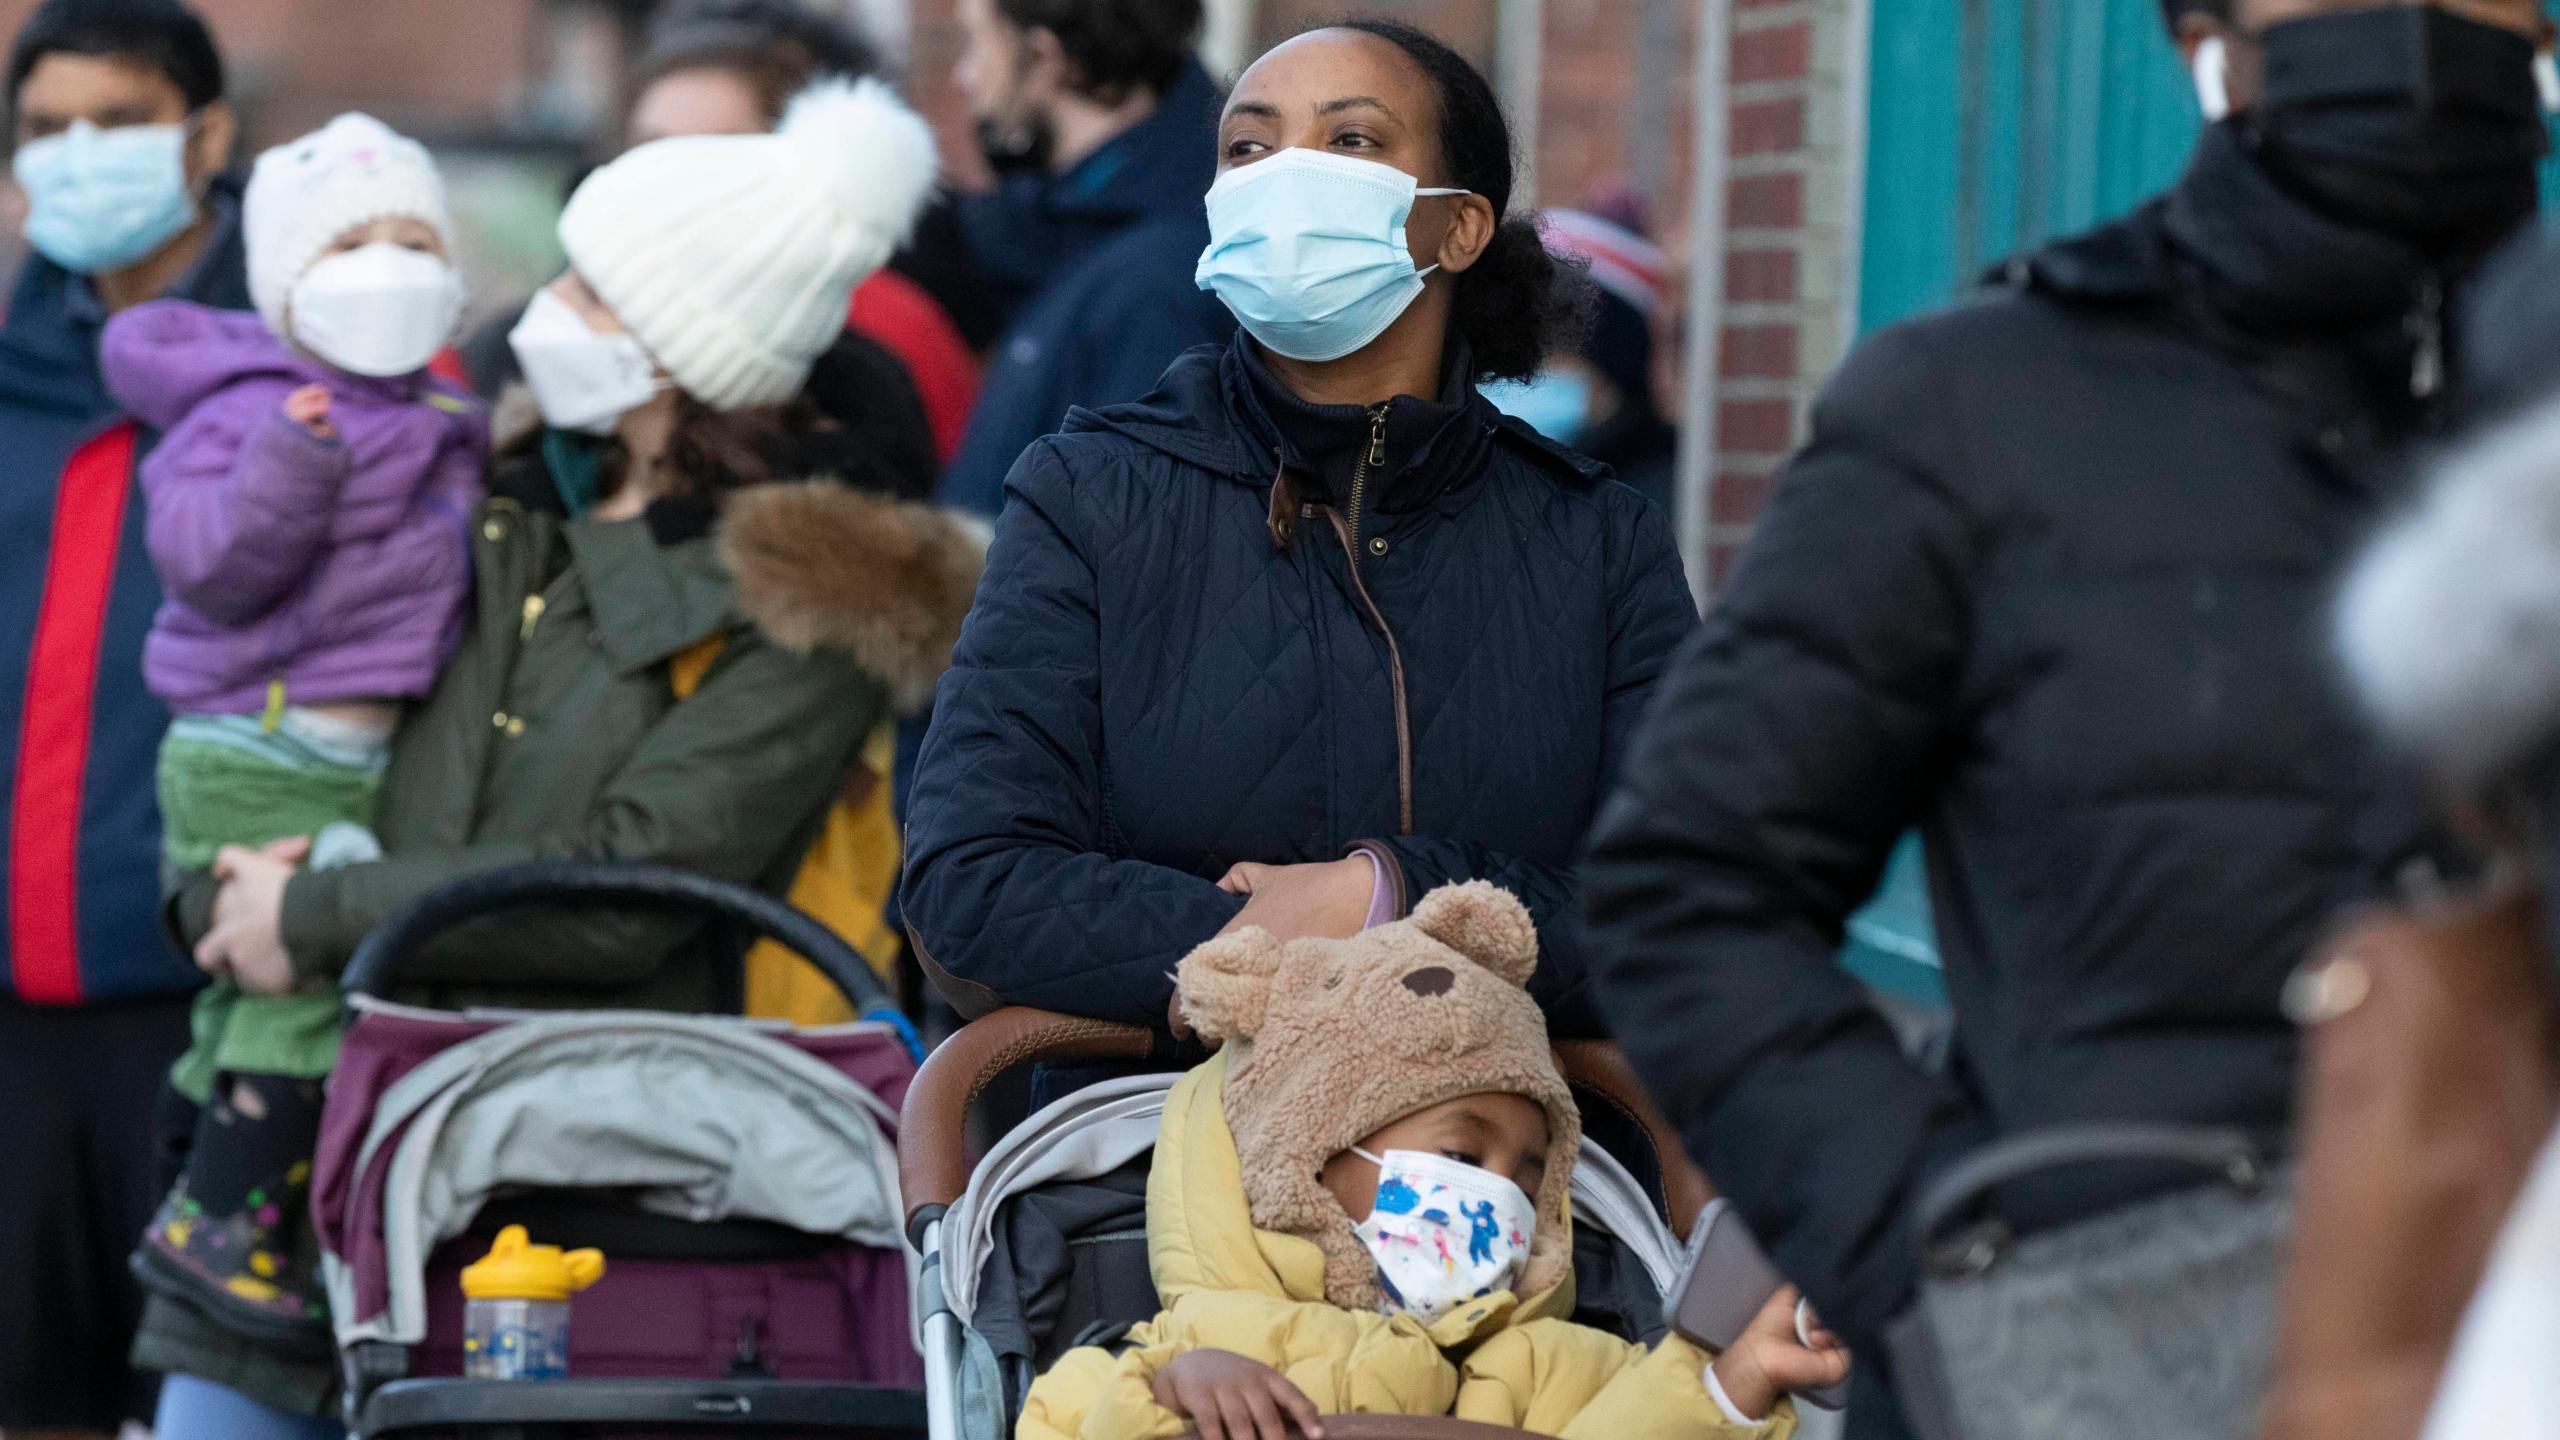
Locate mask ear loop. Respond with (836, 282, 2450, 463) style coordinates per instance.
(2536, 50, 2560, 115)
(1407, 188, 1474, 285)
(2193, 35, 2231, 123)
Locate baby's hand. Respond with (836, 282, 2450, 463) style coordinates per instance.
(1708, 1287, 1851, 1422)
(284, 384, 336, 440)
(1151, 1348, 1325, 1440)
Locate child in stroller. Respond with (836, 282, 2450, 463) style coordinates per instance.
(1017, 883, 1849, 1440)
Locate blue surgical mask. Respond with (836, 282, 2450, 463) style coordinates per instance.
(1196, 148, 1469, 363)
(1481, 370, 1595, 448)
(14, 119, 198, 276)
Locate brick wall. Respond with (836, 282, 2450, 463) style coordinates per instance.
(1700, 0, 1856, 587)
(0, 0, 552, 148)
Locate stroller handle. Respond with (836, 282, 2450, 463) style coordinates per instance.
(899, 1006, 1156, 1241)
(1553, 1039, 1717, 1242)
(893, 1016, 1712, 1247)
(340, 861, 908, 1036)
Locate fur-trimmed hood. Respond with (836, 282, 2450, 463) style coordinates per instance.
(2339, 391, 2560, 791)
(717, 480, 986, 711)
(491, 384, 985, 710)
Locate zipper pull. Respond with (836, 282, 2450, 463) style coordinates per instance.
(2410, 274, 2444, 401)
(1366, 406, 1388, 469)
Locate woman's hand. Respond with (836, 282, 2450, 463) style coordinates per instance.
(1708, 1287, 1851, 1422)
(1214, 858, 1374, 943)
(195, 836, 310, 995)
(1151, 1348, 1325, 1440)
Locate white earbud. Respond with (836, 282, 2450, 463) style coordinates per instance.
(2535, 51, 2559, 115)
(2193, 35, 2231, 123)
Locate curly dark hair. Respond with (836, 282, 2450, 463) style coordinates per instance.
(996, 0, 1201, 105)
(1328, 18, 1588, 383)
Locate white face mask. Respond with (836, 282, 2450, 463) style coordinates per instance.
(1349, 1147, 1536, 1324)
(288, 243, 463, 378)
(507, 284, 666, 436)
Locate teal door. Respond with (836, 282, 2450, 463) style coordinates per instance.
(1859, 0, 2200, 336)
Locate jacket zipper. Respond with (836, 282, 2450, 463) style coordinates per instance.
(1312, 504, 1414, 835)
(2410, 273, 2444, 402)
(1346, 404, 1388, 550)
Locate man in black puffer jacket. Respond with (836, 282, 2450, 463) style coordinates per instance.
(1582, 0, 2549, 1404)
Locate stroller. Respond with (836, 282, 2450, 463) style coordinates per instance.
(902, 1008, 1807, 1440)
(314, 862, 928, 1437)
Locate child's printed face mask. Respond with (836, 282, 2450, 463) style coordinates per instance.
(1349, 1147, 1536, 1324)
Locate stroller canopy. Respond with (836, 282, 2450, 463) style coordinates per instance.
(325, 1005, 910, 1349)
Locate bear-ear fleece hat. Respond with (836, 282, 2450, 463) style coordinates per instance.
(556, 76, 936, 412)
(1176, 881, 1581, 1312)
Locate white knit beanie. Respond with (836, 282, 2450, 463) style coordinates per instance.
(557, 77, 937, 412)
(244, 113, 455, 336)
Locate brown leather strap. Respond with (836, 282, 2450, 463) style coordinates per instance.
(1555, 1039, 1717, 1239)
(1267, 464, 1300, 550)
(899, 1007, 1156, 1229)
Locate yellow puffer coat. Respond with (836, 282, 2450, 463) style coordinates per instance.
(1018, 1052, 1794, 1439)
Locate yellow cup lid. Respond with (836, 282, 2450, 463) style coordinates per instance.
(460, 1224, 605, 1302)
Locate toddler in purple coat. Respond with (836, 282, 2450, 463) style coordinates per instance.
(100, 112, 484, 1333)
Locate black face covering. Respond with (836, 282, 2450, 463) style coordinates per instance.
(975, 110, 1055, 177)
(2252, 6, 2548, 250)
(974, 45, 1058, 178)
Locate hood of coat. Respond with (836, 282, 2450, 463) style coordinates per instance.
(717, 479, 986, 711)
(1148, 1050, 1574, 1350)
(493, 385, 986, 711)
(2337, 388, 2560, 793)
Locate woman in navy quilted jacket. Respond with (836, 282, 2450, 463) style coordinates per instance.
(901, 19, 1697, 1042)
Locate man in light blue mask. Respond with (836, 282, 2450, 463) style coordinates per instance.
(0, 5, 244, 1438)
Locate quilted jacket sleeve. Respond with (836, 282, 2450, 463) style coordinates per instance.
(900, 438, 1246, 1024)
(278, 636, 883, 987)
(1369, 488, 1698, 1037)
(1581, 325, 1989, 1348)
(144, 399, 351, 627)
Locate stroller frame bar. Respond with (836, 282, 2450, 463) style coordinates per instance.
(917, 1218, 963, 1440)
(358, 1377, 928, 1435)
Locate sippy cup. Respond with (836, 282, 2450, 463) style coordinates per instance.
(460, 1225, 604, 1380)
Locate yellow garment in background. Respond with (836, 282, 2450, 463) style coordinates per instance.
(672, 641, 901, 1025)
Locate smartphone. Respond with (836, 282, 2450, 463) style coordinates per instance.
(1664, 1199, 1851, 1411)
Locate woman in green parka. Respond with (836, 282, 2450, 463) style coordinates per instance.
(149, 79, 982, 1430)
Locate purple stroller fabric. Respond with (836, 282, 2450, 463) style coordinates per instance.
(314, 1002, 920, 1385)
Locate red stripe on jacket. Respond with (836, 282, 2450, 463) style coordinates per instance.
(9, 422, 138, 1004)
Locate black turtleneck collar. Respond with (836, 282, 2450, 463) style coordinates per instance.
(2162, 119, 2503, 338)
(1232, 337, 1493, 517)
